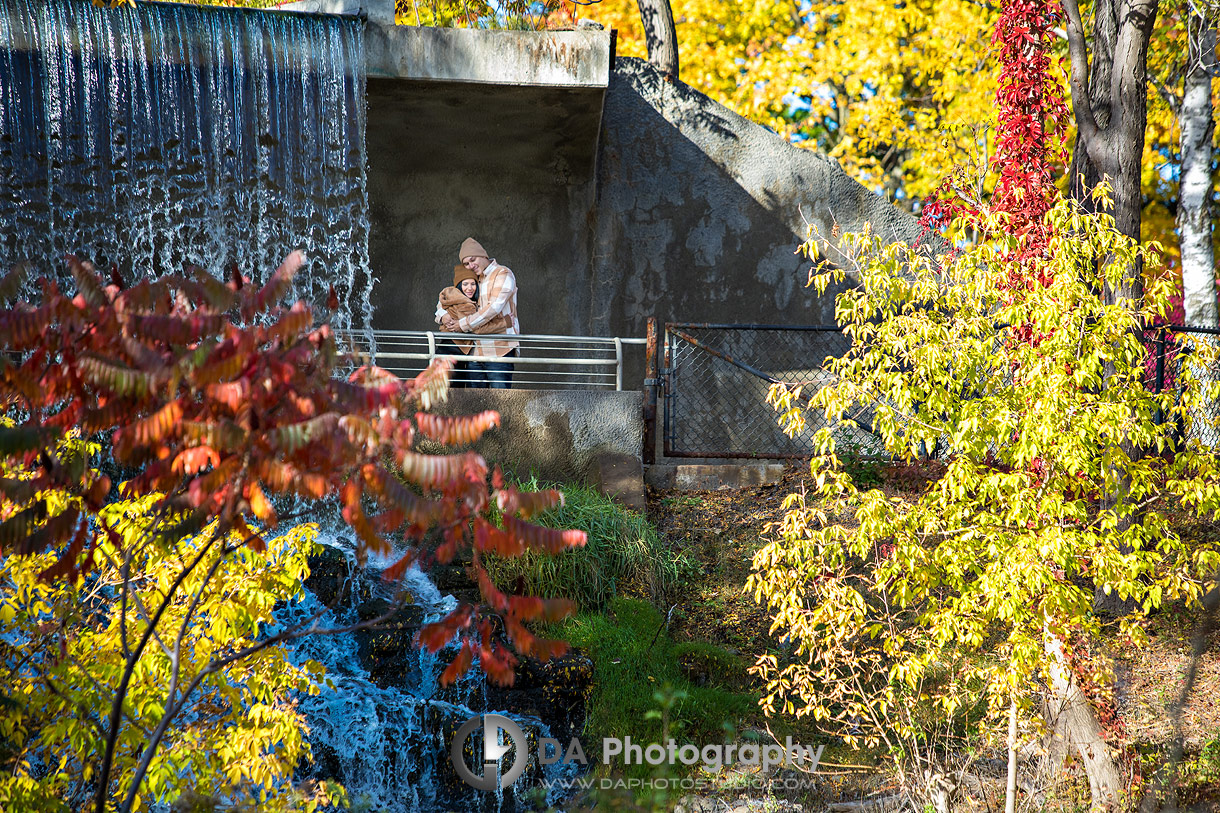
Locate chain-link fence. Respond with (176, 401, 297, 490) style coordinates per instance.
(1150, 325, 1220, 448)
(660, 322, 1220, 460)
(662, 323, 859, 459)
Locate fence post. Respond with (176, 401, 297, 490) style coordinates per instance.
(1156, 328, 1166, 393)
(614, 337, 623, 391)
(643, 318, 658, 465)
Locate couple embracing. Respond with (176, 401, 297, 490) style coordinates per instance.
(434, 237, 519, 389)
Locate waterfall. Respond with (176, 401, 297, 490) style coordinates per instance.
(280, 525, 581, 812)
(0, 0, 374, 331)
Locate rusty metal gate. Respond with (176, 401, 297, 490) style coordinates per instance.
(650, 322, 852, 459)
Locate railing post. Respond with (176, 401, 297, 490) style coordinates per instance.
(426, 331, 436, 366)
(643, 318, 658, 465)
(614, 337, 623, 391)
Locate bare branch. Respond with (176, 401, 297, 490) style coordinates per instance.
(116, 603, 407, 813)
(94, 525, 222, 813)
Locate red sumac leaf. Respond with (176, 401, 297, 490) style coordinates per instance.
(67, 255, 107, 308)
(400, 451, 486, 492)
(474, 518, 524, 558)
(115, 400, 183, 459)
(381, 549, 419, 582)
(125, 312, 226, 345)
(78, 355, 153, 398)
(250, 250, 304, 317)
(247, 481, 277, 526)
(414, 410, 500, 446)
(502, 515, 586, 555)
(172, 446, 219, 476)
(495, 485, 564, 519)
(232, 517, 266, 553)
(439, 643, 475, 687)
(268, 303, 312, 345)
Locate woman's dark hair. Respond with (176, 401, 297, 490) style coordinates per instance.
(460, 278, 479, 306)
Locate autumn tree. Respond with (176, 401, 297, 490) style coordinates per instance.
(0, 253, 584, 811)
(588, 0, 1000, 205)
(754, 191, 1220, 813)
(751, 0, 1220, 810)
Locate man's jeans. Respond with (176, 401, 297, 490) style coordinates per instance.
(469, 347, 517, 389)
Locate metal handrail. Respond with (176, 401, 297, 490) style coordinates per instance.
(339, 329, 646, 391)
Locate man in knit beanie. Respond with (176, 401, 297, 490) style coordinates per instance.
(441, 237, 519, 388)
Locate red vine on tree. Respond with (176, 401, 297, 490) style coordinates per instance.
(918, 0, 1068, 291)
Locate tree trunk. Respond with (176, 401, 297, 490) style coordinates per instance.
(1068, 0, 1117, 210)
(1060, 2, 1160, 805)
(1179, 23, 1218, 329)
(635, 0, 679, 80)
(1044, 632, 1123, 810)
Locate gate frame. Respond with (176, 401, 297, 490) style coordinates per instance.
(659, 322, 844, 460)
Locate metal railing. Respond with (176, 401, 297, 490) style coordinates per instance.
(340, 329, 646, 391)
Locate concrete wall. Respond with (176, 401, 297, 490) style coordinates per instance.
(590, 58, 923, 339)
(365, 75, 604, 339)
(432, 389, 643, 484)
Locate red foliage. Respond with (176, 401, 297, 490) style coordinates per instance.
(0, 252, 582, 685)
(918, 0, 1068, 290)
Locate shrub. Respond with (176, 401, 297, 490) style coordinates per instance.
(547, 598, 755, 771)
(486, 478, 689, 608)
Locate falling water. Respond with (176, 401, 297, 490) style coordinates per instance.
(278, 524, 581, 812)
(0, 0, 374, 330)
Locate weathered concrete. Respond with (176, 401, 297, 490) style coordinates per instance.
(590, 58, 921, 340)
(280, 0, 611, 85)
(588, 452, 646, 512)
(645, 463, 787, 491)
(433, 389, 643, 486)
(366, 25, 610, 85)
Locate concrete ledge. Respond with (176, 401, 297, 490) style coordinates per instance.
(433, 389, 642, 486)
(278, 0, 611, 85)
(645, 463, 787, 491)
(368, 25, 611, 85)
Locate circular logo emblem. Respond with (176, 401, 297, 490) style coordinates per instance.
(449, 713, 527, 791)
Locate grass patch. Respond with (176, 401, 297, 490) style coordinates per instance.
(486, 478, 691, 609)
(546, 597, 755, 776)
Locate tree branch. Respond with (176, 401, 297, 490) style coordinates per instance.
(1063, 0, 1103, 155)
(94, 526, 222, 813)
(116, 602, 407, 813)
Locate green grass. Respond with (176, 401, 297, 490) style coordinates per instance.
(547, 597, 755, 776)
(486, 479, 692, 609)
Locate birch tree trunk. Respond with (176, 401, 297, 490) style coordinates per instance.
(1179, 19, 1218, 329)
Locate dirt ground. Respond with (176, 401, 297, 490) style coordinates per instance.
(643, 463, 1220, 810)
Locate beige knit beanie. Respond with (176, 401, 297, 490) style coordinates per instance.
(453, 264, 477, 286)
(459, 237, 488, 261)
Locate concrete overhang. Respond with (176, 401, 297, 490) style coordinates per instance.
(277, 0, 610, 86)
(279, 0, 611, 186)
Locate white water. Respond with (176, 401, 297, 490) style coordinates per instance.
(281, 523, 579, 812)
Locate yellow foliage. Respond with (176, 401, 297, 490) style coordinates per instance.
(0, 486, 337, 811)
(588, 0, 1000, 205)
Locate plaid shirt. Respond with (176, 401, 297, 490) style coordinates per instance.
(458, 260, 519, 357)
